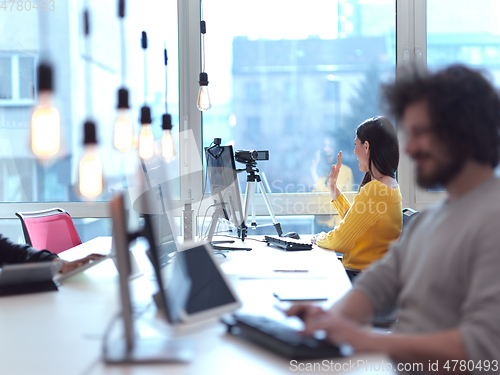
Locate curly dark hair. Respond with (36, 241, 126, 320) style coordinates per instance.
(383, 64, 500, 167)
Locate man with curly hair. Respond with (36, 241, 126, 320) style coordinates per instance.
(287, 65, 500, 374)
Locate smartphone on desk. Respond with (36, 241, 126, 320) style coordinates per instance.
(273, 280, 328, 301)
(273, 291, 328, 301)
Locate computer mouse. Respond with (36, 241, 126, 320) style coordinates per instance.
(282, 232, 300, 240)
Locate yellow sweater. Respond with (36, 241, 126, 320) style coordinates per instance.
(316, 180, 402, 270)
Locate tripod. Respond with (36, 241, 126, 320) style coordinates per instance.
(239, 162, 283, 241)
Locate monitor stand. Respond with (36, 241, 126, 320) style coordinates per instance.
(106, 196, 195, 364)
(104, 330, 193, 364)
(207, 205, 251, 251)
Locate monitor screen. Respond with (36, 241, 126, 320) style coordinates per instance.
(137, 155, 179, 267)
(143, 212, 187, 324)
(204, 145, 245, 230)
(144, 216, 240, 323)
(148, 213, 177, 269)
(180, 244, 239, 315)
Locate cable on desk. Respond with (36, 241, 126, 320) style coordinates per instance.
(133, 301, 154, 319)
(100, 312, 121, 362)
(99, 302, 153, 363)
(199, 202, 217, 241)
(215, 234, 267, 243)
(196, 140, 212, 240)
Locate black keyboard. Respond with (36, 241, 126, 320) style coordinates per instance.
(223, 314, 342, 360)
(264, 235, 312, 251)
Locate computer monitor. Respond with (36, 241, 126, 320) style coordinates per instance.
(106, 193, 192, 364)
(204, 143, 249, 250)
(136, 155, 179, 265)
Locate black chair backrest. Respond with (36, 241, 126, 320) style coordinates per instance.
(402, 207, 419, 228)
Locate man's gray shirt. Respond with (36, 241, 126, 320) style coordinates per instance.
(354, 175, 500, 372)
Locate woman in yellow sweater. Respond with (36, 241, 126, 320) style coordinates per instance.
(315, 116, 402, 271)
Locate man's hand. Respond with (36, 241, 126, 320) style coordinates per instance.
(53, 253, 105, 274)
(286, 304, 325, 322)
(286, 304, 373, 352)
(303, 311, 372, 351)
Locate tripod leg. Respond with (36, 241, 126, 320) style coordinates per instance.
(257, 180, 283, 236)
(251, 181, 257, 228)
(239, 222, 247, 243)
(243, 181, 252, 227)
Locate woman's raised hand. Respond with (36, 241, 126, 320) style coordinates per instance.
(326, 151, 343, 201)
(327, 151, 342, 188)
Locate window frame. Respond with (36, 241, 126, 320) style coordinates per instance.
(0, 53, 37, 106)
(397, 0, 447, 210)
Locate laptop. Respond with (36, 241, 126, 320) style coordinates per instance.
(0, 261, 62, 296)
(53, 254, 111, 283)
(53, 239, 141, 284)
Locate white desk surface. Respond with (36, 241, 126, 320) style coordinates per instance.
(0, 236, 393, 375)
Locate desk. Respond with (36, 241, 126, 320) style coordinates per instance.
(0, 236, 393, 375)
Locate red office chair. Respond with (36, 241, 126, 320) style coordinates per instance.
(15, 208, 81, 254)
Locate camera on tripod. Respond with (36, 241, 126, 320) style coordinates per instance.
(235, 150, 269, 164)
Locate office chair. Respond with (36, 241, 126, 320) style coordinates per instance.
(15, 208, 81, 254)
(344, 207, 420, 282)
(344, 207, 420, 327)
(402, 207, 419, 226)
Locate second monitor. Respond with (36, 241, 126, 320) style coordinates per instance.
(204, 142, 250, 250)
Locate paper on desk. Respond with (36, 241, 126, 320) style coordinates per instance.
(273, 279, 329, 300)
(221, 255, 328, 279)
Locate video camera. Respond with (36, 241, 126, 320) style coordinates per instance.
(235, 150, 269, 164)
(234, 150, 269, 163)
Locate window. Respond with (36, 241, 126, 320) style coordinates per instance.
(245, 116, 261, 143)
(202, 0, 396, 208)
(409, 0, 500, 204)
(0, 54, 36, 104)
(0, 0, 180, 212)
(0, 0, 181, 244)
(325, 78, 340, 102)
(0, 56, 12, 100)
(18, 56, 35, 100)
(245, 82, 261, 103)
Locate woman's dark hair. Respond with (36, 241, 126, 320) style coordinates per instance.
(356, 116, 399, 189)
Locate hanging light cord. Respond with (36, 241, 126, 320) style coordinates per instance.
(38, 3, 49, 60)
(142, 31, 148, 105)
(119, 0, 127, 86)
(84, 7, 93, 118)
(164, 42, 168, 113)
(200, 0, 206, 73)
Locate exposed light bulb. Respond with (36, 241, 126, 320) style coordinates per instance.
(161, 129, 175, 162)
(114, 111, 134, 152)
(138, 105, 154, 159)
(79, 121, 103, 198)
(114, 89, 133, 152)
(31, 63, 60, 159)
(79, 145, 103, 198)
(160, 113, 175, 162)
(229, 115, 237, 127)
(31, 91, 61, 158)
(138, 124, 154, 159)
(197, 72, 211, 111)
